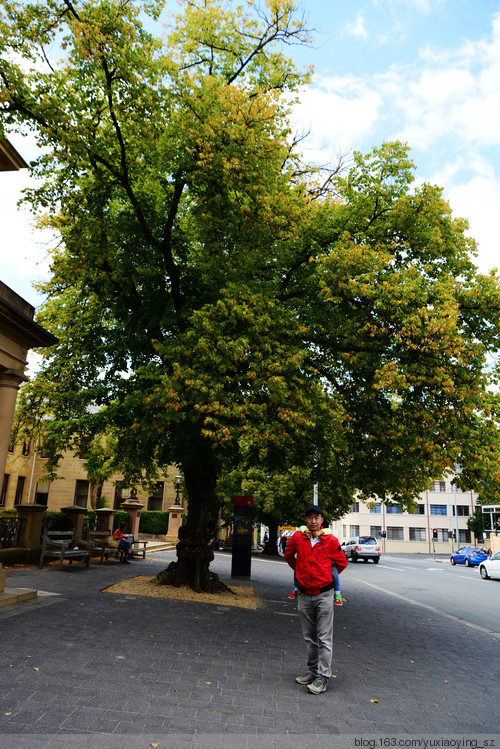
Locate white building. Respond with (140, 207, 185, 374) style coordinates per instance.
(330, 479, 478, 554)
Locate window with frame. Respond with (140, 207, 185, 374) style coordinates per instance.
(387, 526, 404, 540)
(15, 476, 25, 503)
(350, 502, 359, 513)
(458, 529, 471, 544)
(148, 481, 164, 511)
(430, 505, 447, 515)
(1, 474, 8, 506)
(386, 505, 403, 514)
(114, 486, 123, 510)
(342, 524, 347, 538)
(74, 479, 89, 508)
(369, 503, 381, 514)
(35, 481, 50, 506)
(452, 505, 469, 517)
(370, 526, 382, 538)
(434, 528, 448, 542)
(349, 525, 359, 537)
(409, 527, 426, 541)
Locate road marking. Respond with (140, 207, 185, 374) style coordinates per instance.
(376, 565, 405, 571)
(350, 576, 500, 638)
(425, 568, 444, 571)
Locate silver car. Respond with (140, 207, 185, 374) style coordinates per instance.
(343, 536, 381, 563)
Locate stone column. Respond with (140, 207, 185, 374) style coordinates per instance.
(95, 508, 116, 534)
(120, 498, 144, 538)
(61, 505, 87, 538)
(15, 502, 46, 549)
(0, 369, 26, 480)
(166, 504, 184, 543)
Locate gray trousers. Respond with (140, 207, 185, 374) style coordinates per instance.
(297, 588, 334, 679)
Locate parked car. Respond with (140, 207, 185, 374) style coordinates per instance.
(342, 536, 381, 563)
(479, 551, 500, 580)
(449, 546, 489, 567)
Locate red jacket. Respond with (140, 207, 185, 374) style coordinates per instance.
(285, 528, 347, 594)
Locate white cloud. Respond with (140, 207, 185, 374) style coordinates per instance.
(343, 13, 368, 40)
(293, 79, 382, 160)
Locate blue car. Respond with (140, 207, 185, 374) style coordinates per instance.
(450, 546, 489, 567)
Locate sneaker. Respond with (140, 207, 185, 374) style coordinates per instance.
(295, 671, 316, 685)
(307, 676, 328, 695)
(334, 594, 343, 606)
(288, 590, 297, 599)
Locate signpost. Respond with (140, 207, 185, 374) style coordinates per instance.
(231, 495, 253, 579)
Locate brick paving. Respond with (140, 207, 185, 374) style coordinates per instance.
(0, 551, 498, 749)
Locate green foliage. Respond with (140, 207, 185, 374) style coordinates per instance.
(139, 510, 170, 535)
(3, 0, 500, 547)
(112, 511, 128, 531)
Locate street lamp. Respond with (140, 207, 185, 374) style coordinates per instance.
(174, 475, 182, 506)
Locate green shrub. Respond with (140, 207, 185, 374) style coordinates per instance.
(139, 510, 170, 535)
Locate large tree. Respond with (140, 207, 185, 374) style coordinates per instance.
(3, 0, 500, 591)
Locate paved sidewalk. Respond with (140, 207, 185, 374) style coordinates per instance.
(0, 551, 498, 749)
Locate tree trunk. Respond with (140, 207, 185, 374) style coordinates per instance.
(157, 461, 232, 594)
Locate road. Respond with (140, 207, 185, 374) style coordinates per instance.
(344, 553, 500, 636)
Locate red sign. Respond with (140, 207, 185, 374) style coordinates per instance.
(234, 495, 254, 507)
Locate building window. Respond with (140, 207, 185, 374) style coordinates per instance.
(15, 476, 25, 503)
(349, 525, 359, 537)
(409, 527, 426, 542)
(1, 474, 8, 506)
(148, 482, 164, 511)
(387, 526, 404, 540)
(452, 505, 469, 517)
(369, 503, 381, 514)
(342, 524, 347, 538)
(370, 526, 382, 538)
(40, 444, 52, 459)
(436, 481, 446, 492)
(350, 502, 359, 513)
(433, 529, 448, 542)
(458, 529, 471, 544)
(386, 505, 403, 514)
(74, 480, 89, 508)
(21, 441, 30, 457)
(430, 505, 447, 516)
(77, 439, 93, 460)
(35, 481, 50, 506)
(114, 486, 123, 510)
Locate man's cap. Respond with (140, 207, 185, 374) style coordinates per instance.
(304, 504, 324, 516)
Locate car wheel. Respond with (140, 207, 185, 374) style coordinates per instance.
(363, 558, 368, 563)
(480, 565, 489, 580)
(351, 553, 357, 562)
(465, 559, 470, 567)
(373, 557, 379, 564)
(450, 557, 456, 565)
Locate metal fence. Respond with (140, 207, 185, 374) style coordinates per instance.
(0, 516, 26, 548)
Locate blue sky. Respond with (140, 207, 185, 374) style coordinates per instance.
(2, 0, 500, 328)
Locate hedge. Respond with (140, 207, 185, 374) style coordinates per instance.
(139, 511, 170, 535)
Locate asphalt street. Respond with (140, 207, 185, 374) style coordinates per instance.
(0, 549, 498, 749)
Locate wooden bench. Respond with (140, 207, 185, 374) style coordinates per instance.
(124, 534, 148, 559)
(39, 530, 92, 569)
(89, 531, 120, 564)
(89, 532, 148, 562)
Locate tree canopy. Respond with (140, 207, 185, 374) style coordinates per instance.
(3, 0, 500, 589)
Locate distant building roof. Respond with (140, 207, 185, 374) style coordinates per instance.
(0, 138, 29, 171)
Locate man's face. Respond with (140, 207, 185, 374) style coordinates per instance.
(305, 512, 323, 534)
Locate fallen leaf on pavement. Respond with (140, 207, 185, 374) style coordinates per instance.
(370, 699, 379, 703)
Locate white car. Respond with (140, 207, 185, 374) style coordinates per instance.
(479, 551, 500, 580)
(342, 536, 381, 563)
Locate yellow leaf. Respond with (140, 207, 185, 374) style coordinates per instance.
(205, 682, 212, 685)
(151, 744, 159, 748)
(444, 680, 449, 684)
(33, 667, 39, 671)
(370, 699, 379, 703)
(5, 713, 11, 716)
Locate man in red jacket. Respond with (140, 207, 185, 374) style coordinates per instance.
(284, 504, 347, 694)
